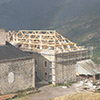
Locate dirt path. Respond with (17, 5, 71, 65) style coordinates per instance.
(24, 85, 76, 100)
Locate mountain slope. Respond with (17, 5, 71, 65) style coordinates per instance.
(0, 0, 68, 30)
(0, 0, 100, 63)
(0, 0, 100, 30)
(57, 14, 100, 64)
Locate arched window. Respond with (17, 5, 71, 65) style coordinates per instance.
(8, 72, 14, 84)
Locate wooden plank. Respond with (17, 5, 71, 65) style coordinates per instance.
(0, 94, 18, 100)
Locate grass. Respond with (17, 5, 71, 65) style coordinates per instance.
(92, 46, 100, 64)
(11, 91, 40, 100)
(12, 93, 35, 100)
(7, 88, 40, 100)
(51, 92, 100, 100)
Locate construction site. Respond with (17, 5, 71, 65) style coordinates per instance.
(0, 29, 100, 100)
(6, 30, 97, 85)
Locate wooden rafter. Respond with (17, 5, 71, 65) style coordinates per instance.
(7, 30, 87, 54)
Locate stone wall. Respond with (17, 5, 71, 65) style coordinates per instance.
(55, 53, 76, 84)
(31, 53, 52, 83)
(0, 58, 35, 94)
(31, 52, 77, 85)
(0, 29, 7, 45)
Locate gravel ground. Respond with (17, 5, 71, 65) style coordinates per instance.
(24, 82, 76, 100)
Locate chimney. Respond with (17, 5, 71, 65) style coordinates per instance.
(0, 28, 7, 45)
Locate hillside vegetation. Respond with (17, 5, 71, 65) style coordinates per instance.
(0, 0, 100, 30)
(57, 14, 100, 64)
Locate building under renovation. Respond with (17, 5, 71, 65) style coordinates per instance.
(7, 30, 93, 85)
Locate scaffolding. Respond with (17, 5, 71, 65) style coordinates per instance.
(6, 30, 94, 84)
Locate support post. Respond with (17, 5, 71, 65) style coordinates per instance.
(32, 59, 35, 88)
(93, 75, 96, 84)
(52, 55, 56, 85)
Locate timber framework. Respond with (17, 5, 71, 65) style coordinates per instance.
(7, 30, 88, 54)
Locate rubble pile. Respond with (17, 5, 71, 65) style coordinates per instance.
(73, 80, 100, 92)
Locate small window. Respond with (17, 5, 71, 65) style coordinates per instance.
(35, 60, 37, 66)
(45, 61, 47, 67)
(45, 72, 48, 79)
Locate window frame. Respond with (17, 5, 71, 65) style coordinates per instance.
(44, 61, 47, 67)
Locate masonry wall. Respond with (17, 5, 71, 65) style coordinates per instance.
(29, 50, 89, 85)
(0, 29, 7, 45)
(55, 50, 90, 84)
(31, 53, 53, 83)
(0, 58, 35, 94)
(31, 52, 77, 85)
(55, 53, 76, 84)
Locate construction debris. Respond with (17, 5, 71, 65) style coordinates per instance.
(73, 79, 100, 93)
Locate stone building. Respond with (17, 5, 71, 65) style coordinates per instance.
(0, 31, 35, 94)
(30, 49, 90, 85)
(7, 30, 91, 85)
(76, 59, 100, 83)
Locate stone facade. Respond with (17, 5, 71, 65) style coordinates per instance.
(29, 49, 89, 85)
(55, 53, 76, 84)
(31, 53, 52, 83)
(0, 58, 35, 94)
(30, 52, 77, 85)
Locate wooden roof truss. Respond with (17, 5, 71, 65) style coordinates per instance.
(7, 30, 85, 54)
